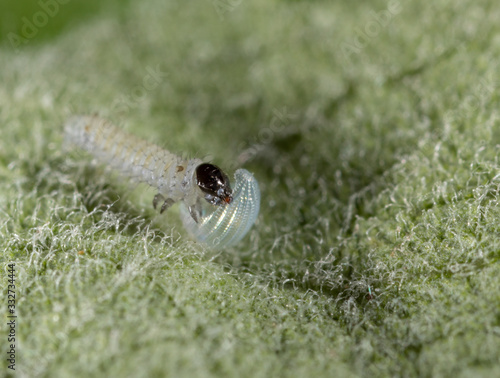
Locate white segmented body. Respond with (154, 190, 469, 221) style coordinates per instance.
(64, 115, 260, 247)
(64, 116, 202, 209)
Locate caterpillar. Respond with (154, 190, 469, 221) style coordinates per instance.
(64, 115, 260, 247)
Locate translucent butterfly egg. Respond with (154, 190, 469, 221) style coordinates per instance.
(180, 169, 260, 248)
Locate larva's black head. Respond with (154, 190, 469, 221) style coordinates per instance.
(196, 163, 233, 206)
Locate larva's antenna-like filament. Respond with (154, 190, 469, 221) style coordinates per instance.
(64, 115, 260, 247)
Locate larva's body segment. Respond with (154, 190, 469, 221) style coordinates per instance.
(65, 116, 202, 209)
(64, 115, 260, 247)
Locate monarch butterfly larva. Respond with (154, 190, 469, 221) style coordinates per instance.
(64, 115, 260, 247)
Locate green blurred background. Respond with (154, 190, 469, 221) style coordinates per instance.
(1, 0, 499, 377)
(0, 0, 129, 46)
